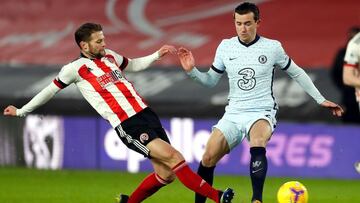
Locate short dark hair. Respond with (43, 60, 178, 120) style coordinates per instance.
(234, 2, 260, 21)
(74, 23, 103, 47)
(349, 26, 360, 35)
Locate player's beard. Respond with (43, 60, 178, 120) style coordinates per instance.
(86, 49, 105, 59)
(94, 50, 105, 59)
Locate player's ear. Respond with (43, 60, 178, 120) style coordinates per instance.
(256, 19, 261, 27)
(80, 41, 89, 51)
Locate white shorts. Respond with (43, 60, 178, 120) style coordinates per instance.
(213, 109, 277, 150)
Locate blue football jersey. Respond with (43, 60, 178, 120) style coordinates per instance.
(212, 35, 291, 113)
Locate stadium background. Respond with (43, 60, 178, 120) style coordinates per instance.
(0, 0, 360, 202)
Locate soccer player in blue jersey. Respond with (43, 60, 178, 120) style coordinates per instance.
(178, 2, 344, 203)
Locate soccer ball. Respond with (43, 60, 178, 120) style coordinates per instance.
(277, 181, 308, 203)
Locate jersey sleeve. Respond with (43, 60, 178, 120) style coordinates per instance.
(212, 40, 226, 72)
(344, 39, 359, 67)
(274, 41, 291, 70)
(54, 64, 77, 89)
(106, 49, 129, 70)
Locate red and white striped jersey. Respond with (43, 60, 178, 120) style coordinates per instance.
(344, 32, 360, 69)
(54, 49, 148, 127)
(344, 32, 360, 102)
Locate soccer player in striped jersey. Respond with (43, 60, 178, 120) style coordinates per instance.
(343, 31, 360, 109)
(3, 23, 234, 203)
(178, 2, 343, 203)
(342, 30, 360, 174)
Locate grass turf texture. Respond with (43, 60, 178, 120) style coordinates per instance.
(0, 167, 359, 203)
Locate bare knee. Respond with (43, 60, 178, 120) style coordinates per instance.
(163, 149, 184, 168)
(202, 152, 218, 167)
(250, 136, 268, 147)
(249, 119, 272, 147)
(147, 139, 185, 168)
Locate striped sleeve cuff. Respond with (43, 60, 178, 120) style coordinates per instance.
(53, 79, 68, 89)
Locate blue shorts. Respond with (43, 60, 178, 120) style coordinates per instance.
(213, 109, 277, 150)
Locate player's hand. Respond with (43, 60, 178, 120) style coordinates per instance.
(320, 100, 344, 117)
(177, 47, 195, 72)
(3, 105, 17, 116)
(158, 45, 177, 58)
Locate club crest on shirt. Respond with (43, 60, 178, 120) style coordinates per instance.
(258, 55, 267, 64)
(96, 69, 124, 88)
(140, 133, 149, 144)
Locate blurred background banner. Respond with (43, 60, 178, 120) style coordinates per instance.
(0, 117, 24, 166)
(0, 0, 359, 68)
(2, 115, 357, 179)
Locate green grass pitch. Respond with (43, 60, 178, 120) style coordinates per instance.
(0, 167, 359, 202)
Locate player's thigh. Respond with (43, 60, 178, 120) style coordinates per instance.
(249, 119, 272, 147)
(213, 118, 244, 150)
(147, 138, 184, 168)
(202, 128, 230, 166)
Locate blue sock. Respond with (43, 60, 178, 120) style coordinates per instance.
(250, 147, 267, 202)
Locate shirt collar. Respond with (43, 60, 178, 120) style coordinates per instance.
(237, 35, 260, 47)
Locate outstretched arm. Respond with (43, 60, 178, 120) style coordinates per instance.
(285, 61, 344, 117)
(178, 47, 222, 88)
(125, 45, 177, 72)
(3, 82, 61, 117)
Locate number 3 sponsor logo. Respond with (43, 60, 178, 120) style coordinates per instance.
(237, 68, 256, 90)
